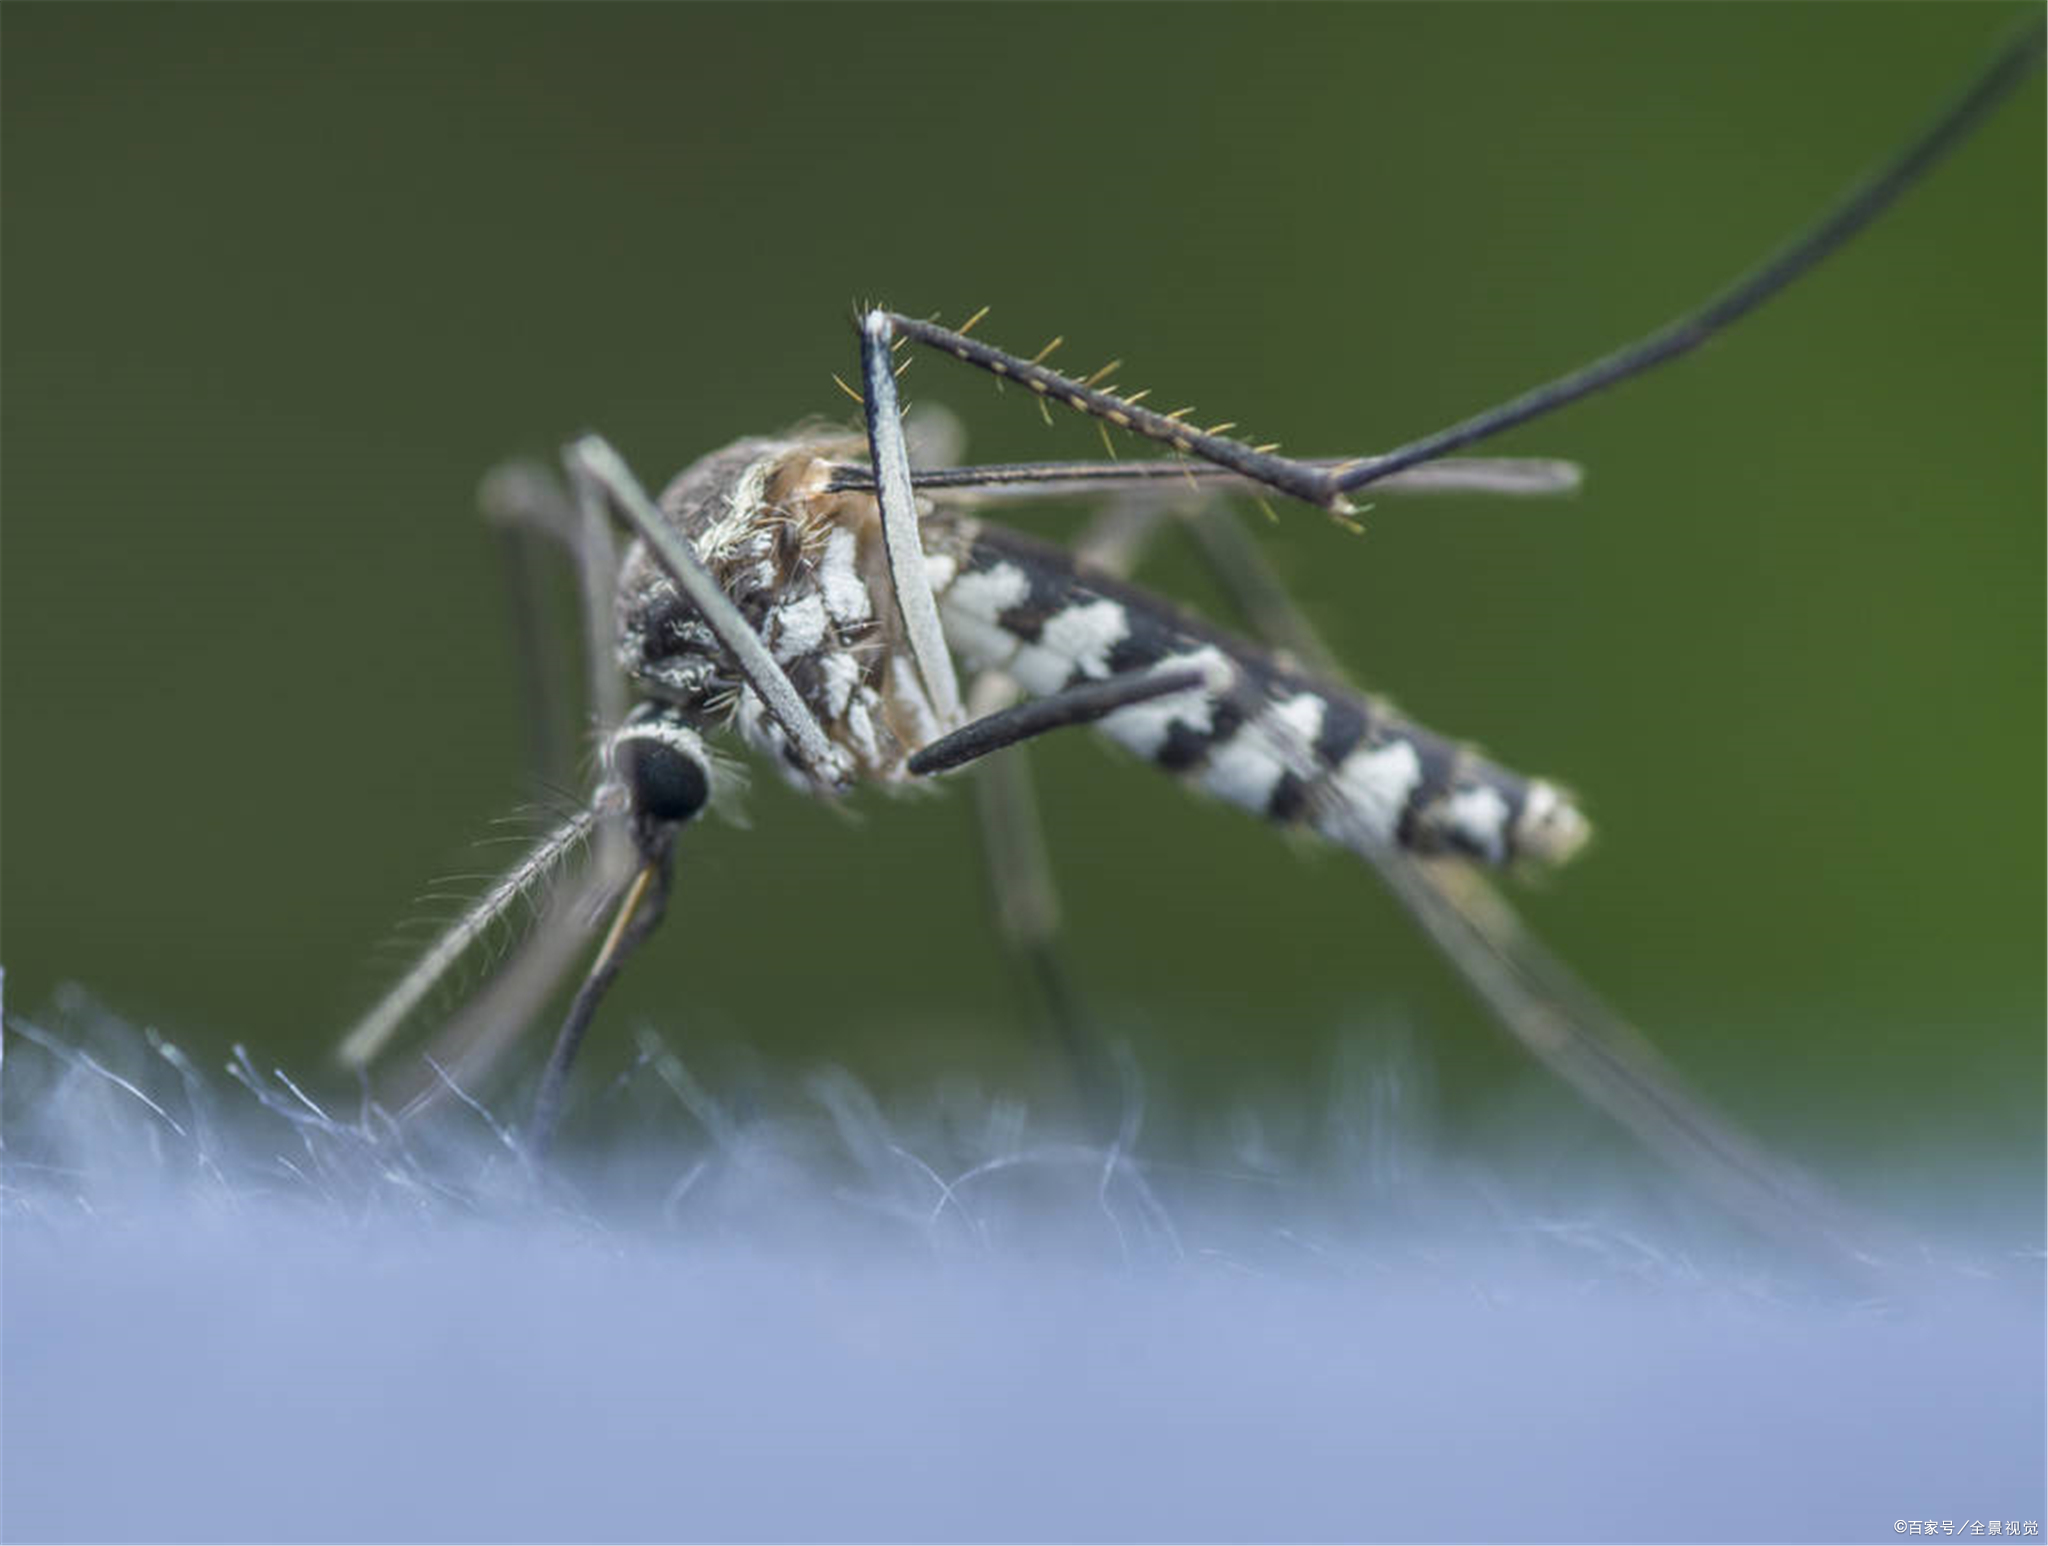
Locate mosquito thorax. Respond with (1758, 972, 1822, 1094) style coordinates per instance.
(615, 433, 946, 790)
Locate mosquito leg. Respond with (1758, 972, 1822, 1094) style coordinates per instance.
(1182, 503, 1346, 680)
(909, 666, 1210, 776)
(824, 455, 1583, 502)
(379, 861, 622, 1117)
(958, 674, 1114, 1129)
(525, 843, 675, 1158)
(520, 704, 718, 1157)
(565, 469, 627, 740)
(860, 311, 964, 728)
(492, 522, 578, 791)
(479, 458, 627, 748)
(874, 27, 2040, 516)
(914, 510, 1217, 1128)
(1141, 496, 1875, 1270)
(335, 802, 605, 1072)
(364, 461, 638, 1109)
(938, 498, 1208, 1126)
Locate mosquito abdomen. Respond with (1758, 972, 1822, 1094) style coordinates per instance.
(934, 520, 1589, 869)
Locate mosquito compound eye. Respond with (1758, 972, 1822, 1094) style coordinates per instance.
(612, 720, 712, 824)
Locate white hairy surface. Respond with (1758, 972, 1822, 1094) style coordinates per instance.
(4, 1000, 2041, 1544)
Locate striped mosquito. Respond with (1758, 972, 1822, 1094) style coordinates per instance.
(336, 25, 2039, 1264)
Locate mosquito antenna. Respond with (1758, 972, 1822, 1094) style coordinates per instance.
(1331, 15, 2045, 497)
(336, 803, 602, 1070)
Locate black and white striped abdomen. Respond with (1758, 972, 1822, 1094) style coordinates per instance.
(928, 520, 1589, 868)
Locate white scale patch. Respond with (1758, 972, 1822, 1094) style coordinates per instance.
(1098, 646, 1232, 761)
(767, 594, 827, 663)
(1265, 692, 1327, 760)
(820, 651, 862, 717)
(1316, 739, 1422, 851)
(1024, 600, 1129, 686)
(819, 528, 873, 626)
(844, 697, 880, 765)
(1197, 691, 1329, 813)
(1199, 737, 1287, 813)
(1439, 783, 1512, 864)
(937, 562, 1030, 673)
(733, 691, 785, 771)
(886, 653, 943, 752)
(1005, 643, 1072, 696)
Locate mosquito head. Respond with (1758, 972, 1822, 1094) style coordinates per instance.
(609, 707, 714, 829)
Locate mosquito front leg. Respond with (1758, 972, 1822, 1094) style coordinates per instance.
(479, 457, 629, 743)
(335, 461, 640, 1083)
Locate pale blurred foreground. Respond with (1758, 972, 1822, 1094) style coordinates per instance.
(4, 991, 2041, 1543)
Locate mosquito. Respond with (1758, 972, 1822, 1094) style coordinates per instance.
(335, 23, 2040, 1267)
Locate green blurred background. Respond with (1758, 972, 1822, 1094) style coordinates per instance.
(4, 5, 2039, 1193)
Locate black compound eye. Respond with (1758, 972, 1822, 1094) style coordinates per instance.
(619, 734, 711, 824)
